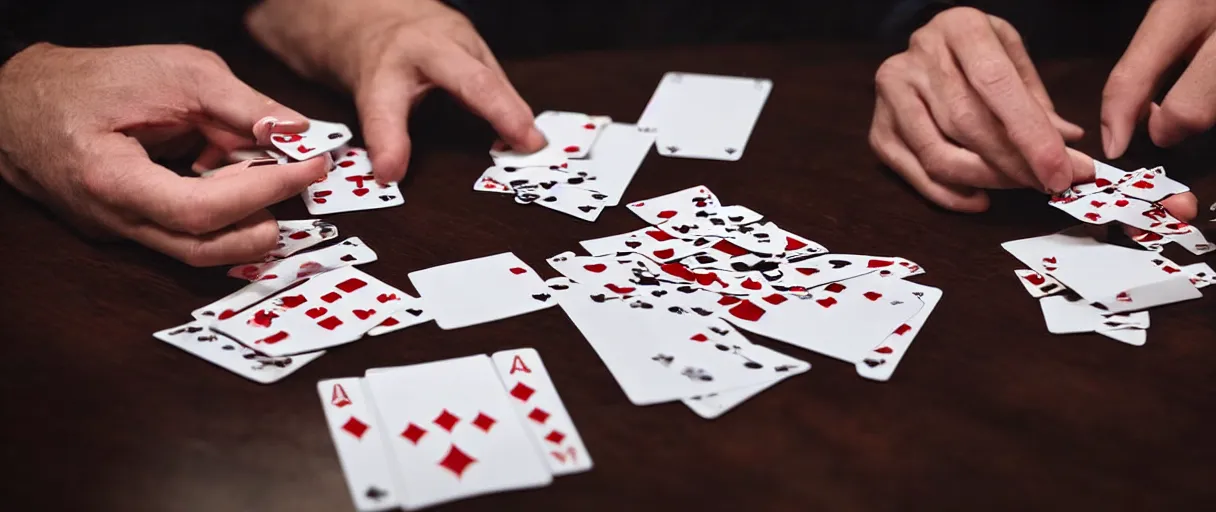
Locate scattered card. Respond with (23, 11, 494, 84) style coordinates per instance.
(316, 378, 400, 511)
(155, 321, 324, 384)
(491, 348, 593, 475)
(408, 253, 555, 330)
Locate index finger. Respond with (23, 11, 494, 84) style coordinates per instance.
(944, 13, 1072, 193)
(418, 41, 546, 153)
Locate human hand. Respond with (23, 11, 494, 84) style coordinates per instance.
(246, 0, 545, 184)
(0, 43, 329, 266)
(869, 7, 1093, 212)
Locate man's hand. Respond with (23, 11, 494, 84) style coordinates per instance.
(869, 7, 1093, 213)
(0, 43, 329, 266)
(247, 0, 546, 184)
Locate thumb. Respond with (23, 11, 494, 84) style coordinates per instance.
(356, 72, 417, 184)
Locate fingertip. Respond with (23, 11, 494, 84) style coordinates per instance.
(1162, 192, 1199, 222)
(515, 125, 548, 153)
(369, 135, 409, 184)
(1147, 102, 1188, 148)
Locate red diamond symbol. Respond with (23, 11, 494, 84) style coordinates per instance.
(400, 423, 426, 444)
(439, 444, 476, 478)
(434, 409, 460, 432)
(342, 417, 369, 439)
(509, 382, 535, 402)
(472, 412, 497, 432)
(528, 407, 550, 424)
(545, 430, 566, 445)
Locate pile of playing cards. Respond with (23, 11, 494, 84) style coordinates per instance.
(473, 73, 772, 221)
(1050, 162, 1212, 254)
(538, 185, 941, 418)
(318, 351, 591, 511)
(155, 223, 433, 384)
(1006, 163, 1216, 344)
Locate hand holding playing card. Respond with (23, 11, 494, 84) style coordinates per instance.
(246, 0, 546, 183)
(868, 7, 1094, 212)
(0, 43, 329, 266)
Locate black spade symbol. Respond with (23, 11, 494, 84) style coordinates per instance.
(666, 146, 680, 153)
(578, 205, 595, 213)
(651, 290, 668, 297)
(863, 358, 886, 368)
(710, 218, 726, 226)
(828, 260, 851, 269)
(567, 177, 585, 185)
(695, 255, 717, 264)
(625, 241, 642, 249)
(652, 354, 674, 366)
(543, 196, 558, 203)
(668, 306, 687, 315)
(728, 216, 744, 223)
(340, 254, 357, 262)
(630, 300, 654, 309)
(504, 166, 519, 172)
(675, 225, 692, 234)
(379, 195, 396, 202)
(532, 293, 551, 302)
(406, 308, 424, 316)
(676, 286, 699, 294)
(548, 283, 569, 291)
(592, 193, 607, 200)
(725, 148, 737, 155)
(365, 487, 389, 501)
(710, 326, 730, 336)
(693, 238, 710, 247)
(590, 294, 608, 303)
(327, 132, 343, 140)
(696, 210, 711, 218)
(691, 307, 713, 316)
(540, 181, 558, 190)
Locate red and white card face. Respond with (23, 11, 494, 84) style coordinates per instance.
(1002, 228, 1201, 313)
(154, 321, 324, 384)
(489, 140, 569, 169)
(214, 266, 408, 356)
(408, 253, 555, 330)
(1014, 269, 1066, 298)
(197, 238, 379, 322)
(267, 220, 338, 260)
(1183, 263, 1216, 289)
(534, 111, 610, 159)
(490, 348, 593, 475)
(363, 355, 552, 511)
(1118, 167, 1190, 203)
(271, 119, 352, 161)
(316, 378, 399, 512)
(304, 148, 404, 215)
(854, 283, 942, 381)
(1039, 294, 1149, 334)
(627, 185, 720, 225)
(578, 228, 702, 262)
(580, 123, 654, 206)
(365, 304, 432, 337)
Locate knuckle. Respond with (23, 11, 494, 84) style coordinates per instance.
(946, 101, 983, 134)
(179, 241, 214, 268)
(936, 6, 988, 28)
(457, 67, 505, 104)
(874, 56, 908, 86)
(969, 58, 1016, 91)
(172, 203, 222, 236)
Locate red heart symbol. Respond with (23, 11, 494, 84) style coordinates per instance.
(825, 282, 846, 293)
(876, 346, 895, 353)
(272, 133, 302, 143)
(338, 160, 355, 168)
(563, 145, 580, 153)
(863, 291, 883, 301)
(258, 331, 289, 344)
(867, 259, 894, 268)
(289, 231, 311, 240)
(1043, 257, 1057, 264)
(1162, 266, 1180, 274)
(509, 267, 528, 275)
(816, 297, 837, 308)
(1044, 266, 1058, 272)
(217, 309, 237, 320)
(894, 324, 912, 335)
(763, 293, 787, 305)
(379, 317, 400, 327)
(1115, 199, 1129, 207)
(1025, 273, 1046, 286)
(583, 264, 607, 273)
(658, 210, 678, 219)
(796, 267, 819, 276)
(605, 283, 636, 294)
(727, 300, 765, 321)
(718, 295, 742, 306)
(741, 278, 762, 290)
(279, 295, 307, 308)
(583, 123, 596, 130)
(377, 293, 399, 303)
(296, 144, 316, 154)
(353, 188, 370, 197)
(653, 248, 675, 260)
(1094, 178, 1112, 187)
(1090, 200, 1106, 207)
(305, 307, 327, 319)
(1130, 180, 1154, 189)
(1116, 292, 1132, 302)
(690, 333, 709, 342)
(252, 310, 278, 327)
(646, 230, 675, 242)
(353, 309, 376, 320)
(1084, 212, 1101, 222)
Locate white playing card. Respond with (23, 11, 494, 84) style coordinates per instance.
(1182, 262, 1216, 288)
(408, 253, 556, 330)
(214, 266, 409, 356)
(1097, 327, 1147, 346)
(636, 72, 682, 134)
(534, 111, 610, 159)
(580, 123, 655, 206)
(1039, 294, 1150, 334)
(362, 355, 552, 510)
(271, 119, 353, 161)
(651, 73, 772, 161)
(1002, 228, 1201, 313)
(627, 185, 720, 225)
(517, 184, 609, 222)
(682, 382, 783, 420)
(1058, 160, 1129, 199)
(366, 304, 433, 337)
(1014, 269, 1066, 298)
(154, 321, 324, 384)
(197, 238, 379, 322)
(577, 228, 703, 262)
(490, 348, 593, 475)
(489, 139, 569, 169)
(304, 148, 404, 215)
(854, 283, 943, 382)
(317, 378, 399, 512)
(1118, 167, 1190, 203)
(267, 219, 338, 260)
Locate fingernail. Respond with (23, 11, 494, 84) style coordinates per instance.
(1101, 123, 1113, 158)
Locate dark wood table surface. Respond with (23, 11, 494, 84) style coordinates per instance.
(2, 40, 1214, 511)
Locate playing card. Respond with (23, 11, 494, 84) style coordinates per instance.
(271, 119, 353, 161)
(534, 111, 610, 159)
(304, 148, 404, 215)
(474, 164, 593, 195)
(1097, 327, 1147, 346)
(154, 321, 324, 384)
(577, 228, 703, 262)
(1182, 262, 1216, 289)
(627, 185, 720, 225)
(579, 123, 655, 206)
(722, 221, 828, 258)
(490, 348, 593, 475)
(267, 219, 338, 260)
(1058, 160, 1129, 199)
(366, 304, 433, 337)
(197, 238, 379, 322)
(1118, 167, 1189, 203)
(653, 204, 766, 241)
(855, 283, 943, 382)
(681, 382, 782, 420)
(489, 140, 569, 169)
(516, 184, 609, 222)
(362, 355, 552, 510)
(1014, 269, 1065, 298)
(1002, 228, 1201, 313)
(649, 73, 772, 161)
(636, 72, 682, 134)
(214, 266, 409, 356)
(408, 253, 555, 330)
(1039, 294, 1150, 334)
(775, 254, 921, 291)
(317, 378, 399, 511)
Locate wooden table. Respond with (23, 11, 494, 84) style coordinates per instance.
(2, 40, 1214, 511)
